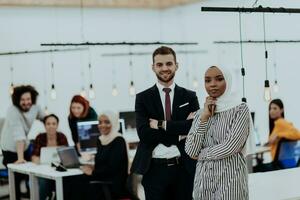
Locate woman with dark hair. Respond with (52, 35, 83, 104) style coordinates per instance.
(32, 114, 68, 163)
(68, 95, 97, 153)
(31, 114, 68, 199)
(267, 99, 300, 161)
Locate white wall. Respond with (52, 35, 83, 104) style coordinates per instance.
(162, 0, 300, 142)
(1, 0, 300, 144)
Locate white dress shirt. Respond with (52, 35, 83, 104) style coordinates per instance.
(152, 82, 181, 158)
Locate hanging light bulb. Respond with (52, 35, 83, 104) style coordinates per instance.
(112, 84, 118, 96)
(9, 83, 14, 95)
(273, 80, 279, 93)
(88, 84, 95, 99)
(80, 87, 87, 98)
(44, 106, 49, 115)
(129, 81, 135, 96)
(192, 77, 199, 89)
(264, 80, 271, 101)
(50, 84, 57, 100)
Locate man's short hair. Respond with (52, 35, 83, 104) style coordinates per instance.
(12, 85, 39, 110)
(152, 46, 177, 63)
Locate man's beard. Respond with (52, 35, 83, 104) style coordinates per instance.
(156, 72, 175, 84)
(20, 105, 32, 112)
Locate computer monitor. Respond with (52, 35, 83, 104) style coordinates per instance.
(77, 121, 99, 153)
(57, 146, 80, 168)
(250, 112, 261, 146)
(119, 111, 136, 130)
(77, 119, 126, 153)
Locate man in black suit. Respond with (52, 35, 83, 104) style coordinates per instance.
(130, 46, 199, 200)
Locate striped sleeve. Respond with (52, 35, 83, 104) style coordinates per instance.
(185, 110, 208, 158)
(198, 104, 250, 161)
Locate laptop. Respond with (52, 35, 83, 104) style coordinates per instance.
(40, 147, 60, 165)
(57, 146, 81, 168)
(77, 119, 126, 153)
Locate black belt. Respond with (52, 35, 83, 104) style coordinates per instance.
(152, 157, 180, 166)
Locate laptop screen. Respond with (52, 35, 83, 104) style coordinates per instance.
(77, 119, 126, 152)
(57, 146, 80, 168)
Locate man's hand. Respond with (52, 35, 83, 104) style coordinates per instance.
(187, 112, 196, 120)
(149, 118, 159, 129)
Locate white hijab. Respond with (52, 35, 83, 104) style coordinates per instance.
(98, 111, 122, 145)
(206, 65, 255, 156)
(210, 65, 241, 113)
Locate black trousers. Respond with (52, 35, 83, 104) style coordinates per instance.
(142, 160, 189, 200)
(2, 149, 31, 200)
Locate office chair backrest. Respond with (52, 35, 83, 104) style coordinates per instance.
(277, 139, 300, 169)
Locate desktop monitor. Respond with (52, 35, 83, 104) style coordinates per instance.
(119, 111, 136, 130)
(77, 119, 126, 153)
(250, 112, 261, 146)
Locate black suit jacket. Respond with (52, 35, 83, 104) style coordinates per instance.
(131, 84, 199, 175)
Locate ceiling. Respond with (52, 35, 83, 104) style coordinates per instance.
(0, 0, 203, 9)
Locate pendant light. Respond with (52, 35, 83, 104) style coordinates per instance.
(50, 62, 57, 100)
(238, 12, 247, 103)
(128, 52, 135, 96)
(88, 62, 95, 99)
(262, 13, 271, 101)
(9, 57, 14, 95)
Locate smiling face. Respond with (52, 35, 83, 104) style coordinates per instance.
(19, 92, 32, 112)
(70, 102, 84, 118)
(44, 116, 58, 136)
(98, 115, 112, 136)
(204, 66, 226, 98)
(152, 54, 178, 86)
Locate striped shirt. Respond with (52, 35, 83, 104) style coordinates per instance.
(185, 103, 250, 200)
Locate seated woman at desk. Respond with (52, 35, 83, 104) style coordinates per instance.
(80, 111, 129, 200)
(255, 99, 300, 172)
(31, 114, 68, 199)
(267, 99, 300, 161)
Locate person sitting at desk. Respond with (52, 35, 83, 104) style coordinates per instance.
(255, 99, 300, 172)
(80, 111, 129, 200)
(68, 95, 98, 154)
(267, 99, 300, 161)
(31, 114, 68, 200)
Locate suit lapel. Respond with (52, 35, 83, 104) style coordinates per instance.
(150, 85, 165, 120)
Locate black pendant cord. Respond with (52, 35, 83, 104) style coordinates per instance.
(239, 12, 247, 103)
(263, 12, 269, 81)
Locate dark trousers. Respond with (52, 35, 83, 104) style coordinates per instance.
(142, 160, 187, 200)
(2, 149, 31, 200)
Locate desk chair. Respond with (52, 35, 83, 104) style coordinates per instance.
(0, 169, 9, 199)
(274, 139, 300, 169)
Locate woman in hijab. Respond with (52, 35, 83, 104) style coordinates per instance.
(185, 65, 251, 200)
(80, 111, 129, 199)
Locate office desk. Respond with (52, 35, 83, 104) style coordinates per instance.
(249, 167, 300, 200)
(254, 145, 270, 155)
(8, 162, 83, 200)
